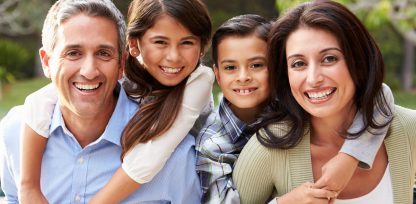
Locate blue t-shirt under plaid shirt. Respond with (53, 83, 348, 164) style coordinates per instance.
(196, 97, 254, 204)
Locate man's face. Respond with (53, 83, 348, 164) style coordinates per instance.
(40, 14, 123, 119)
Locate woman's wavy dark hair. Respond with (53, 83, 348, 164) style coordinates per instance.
(121, 0, 211, 159)
(257, 0, 392, 149)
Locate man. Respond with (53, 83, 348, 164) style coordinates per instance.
(0, 0, 201, 203)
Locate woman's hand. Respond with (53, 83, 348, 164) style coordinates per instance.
(277, 182, 338, 204)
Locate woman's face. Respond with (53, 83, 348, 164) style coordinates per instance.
(285, 27, 355, 120)
(131, 14, 201, 86)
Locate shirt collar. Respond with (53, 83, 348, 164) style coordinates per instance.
(218, 97, 248, 143)
(50, 83, 138, 146)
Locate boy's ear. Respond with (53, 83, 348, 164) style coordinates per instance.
(213, 64, 221, 85)
(39, 48, 51, 78)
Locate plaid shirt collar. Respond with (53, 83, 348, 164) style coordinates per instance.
(218, 98, 249, 144)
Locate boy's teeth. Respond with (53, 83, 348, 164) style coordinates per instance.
(75, 83, 100, 90)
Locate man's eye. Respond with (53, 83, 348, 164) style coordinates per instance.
(65, 50, 81, 60)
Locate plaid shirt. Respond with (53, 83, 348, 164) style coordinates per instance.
(196, 98, 254, 204)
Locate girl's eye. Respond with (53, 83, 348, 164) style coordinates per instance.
(323, 55, 338, 63)
(154, 40, 167, 45)
(250, 63, 265, 69)
(181, 40, 194, 45)
(290, 60, 306, 68)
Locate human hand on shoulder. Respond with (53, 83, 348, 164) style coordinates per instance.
(277, 182, 337, 204)
(314, 152, 359, 198)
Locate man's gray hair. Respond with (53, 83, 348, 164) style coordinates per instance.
(41, 0, 126, 63)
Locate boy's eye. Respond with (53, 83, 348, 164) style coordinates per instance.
(224, 65, 236, 70)
(290, 60, 306, 68)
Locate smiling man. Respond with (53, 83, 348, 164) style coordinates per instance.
(0, 0, 201, 203)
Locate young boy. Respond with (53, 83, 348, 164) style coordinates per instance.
(195, 14, 394, 204)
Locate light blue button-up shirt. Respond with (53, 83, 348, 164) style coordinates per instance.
(0, 85, 201, 203)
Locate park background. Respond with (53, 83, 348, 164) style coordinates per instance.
(0, 0, 415, 119)
(0, 0, 415, 200)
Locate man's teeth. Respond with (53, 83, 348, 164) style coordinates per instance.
(75, 83, 100, 90)
(162, 66, 181, 73)
(307, 89, 333, 99)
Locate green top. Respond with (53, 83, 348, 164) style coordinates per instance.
(233, 105, 416, 204)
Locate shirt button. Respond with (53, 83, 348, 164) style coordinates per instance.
(78, 157, 84, 164)
(75, 195, 81, 201)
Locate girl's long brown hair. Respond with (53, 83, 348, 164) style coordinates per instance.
(121, 0, 211, 159)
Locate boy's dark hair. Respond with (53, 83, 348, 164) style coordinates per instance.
(211, 14, 271, 66)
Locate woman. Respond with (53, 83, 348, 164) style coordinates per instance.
(233, 1, 416, 203)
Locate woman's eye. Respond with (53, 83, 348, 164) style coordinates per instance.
(323, 55, 338, 63)
(290, 60, 306, 68)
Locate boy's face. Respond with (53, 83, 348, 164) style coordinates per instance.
(214, 35, 270, 117)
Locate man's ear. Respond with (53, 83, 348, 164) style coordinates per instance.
(39, 48, 51, 78)
(118, 51, 127, 80)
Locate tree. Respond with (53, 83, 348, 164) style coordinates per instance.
(0, 0, 51, 36)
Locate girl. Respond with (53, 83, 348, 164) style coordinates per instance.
(19, 0, 213, 203)
(234, 1, 415, 203)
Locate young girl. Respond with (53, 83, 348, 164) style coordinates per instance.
(19, 0, 213, 203)
(198, 13, 395, 203)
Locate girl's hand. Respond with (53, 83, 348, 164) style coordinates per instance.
(19, 187, 48, 204)
(277, 182, 337, 204)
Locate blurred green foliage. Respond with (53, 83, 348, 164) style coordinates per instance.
(0, 39, 33, 82)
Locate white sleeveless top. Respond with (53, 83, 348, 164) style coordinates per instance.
(335, 164, 393, 204)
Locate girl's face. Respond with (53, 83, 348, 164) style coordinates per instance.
(285, 27, 355, 121)
(214, 35, 269, 117)
(130, 14, 201, 86)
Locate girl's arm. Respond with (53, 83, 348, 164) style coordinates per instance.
(89, 66, 214, 203)
(314, 83, 394, 194)
(20, 84, 57, 204)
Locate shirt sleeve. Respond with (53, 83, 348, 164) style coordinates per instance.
(340, 83, 394, 169)
(122, 66, 214, 183)
(23, 83, 57, 138)
(0, 108, 22, 204)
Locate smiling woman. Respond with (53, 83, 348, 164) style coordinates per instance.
(233, 1, 416, 204)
